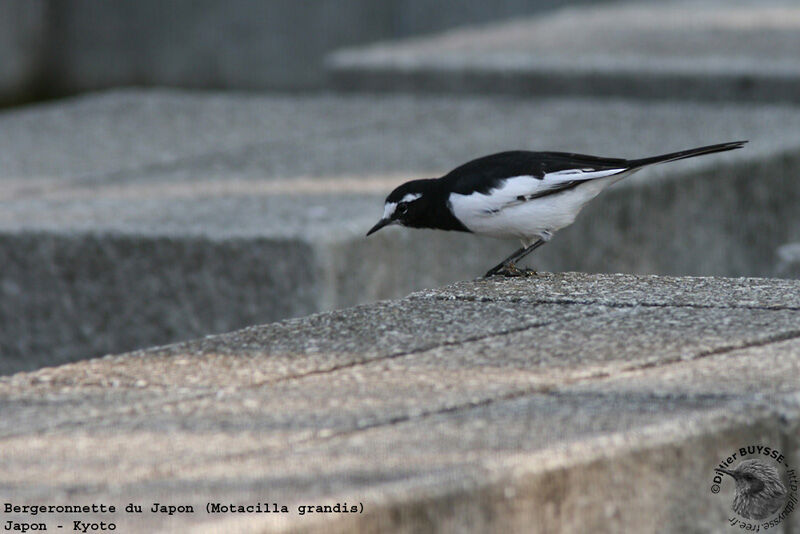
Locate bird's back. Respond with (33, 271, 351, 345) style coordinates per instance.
(440, 150, 629, 195)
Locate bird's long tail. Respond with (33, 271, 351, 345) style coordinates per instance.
(628, 140, 747, 168)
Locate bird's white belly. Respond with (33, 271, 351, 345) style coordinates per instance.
(449, 176, 621, 244)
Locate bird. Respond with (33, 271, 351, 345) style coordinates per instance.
(716, 459, 787, 520)
(366, 141, 747, 277)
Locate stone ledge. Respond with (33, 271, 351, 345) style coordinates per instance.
(327, 0, 800, 102)
(1, 273, 799, 532)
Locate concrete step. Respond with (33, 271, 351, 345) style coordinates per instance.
(327, 0, 800, 102)
(1, 272, 799, 532)
(3, 89, 800, 374)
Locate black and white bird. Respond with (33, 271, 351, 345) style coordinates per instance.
(367, 141, 747, 276)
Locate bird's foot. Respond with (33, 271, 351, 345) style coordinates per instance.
(486, 263, 538, 278)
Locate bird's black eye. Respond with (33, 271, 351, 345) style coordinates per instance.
(397, 202, 409, 215)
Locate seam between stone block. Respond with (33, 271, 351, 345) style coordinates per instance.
(204, 329, 800, 464)
(0, 307, 618, 440)
(240, 309, 619, 389)
(2, 316, 798, 443)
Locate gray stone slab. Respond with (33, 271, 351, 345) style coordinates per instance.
(12, 303, 789, 446)
(413, 272, 800, 310)
(3, 295, 796, 459)
(0, 299, 606, 399)
(2, 398, 764, 533)
(4, 90, 800, 374)
(1, 274, 799, 532)
(561, 336, 800, 398)
(3, 403, 766, 533)
(0, 91, 404, 183)
(328, 0, 800, 103)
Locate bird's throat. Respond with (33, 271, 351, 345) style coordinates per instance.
(411, 196, 470, 232)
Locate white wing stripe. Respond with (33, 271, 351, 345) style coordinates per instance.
(544, 168, 626, 181)
(449, 169, 630, 220)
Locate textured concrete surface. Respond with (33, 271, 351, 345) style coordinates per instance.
(1, 273, 799, 533)
(3, 90, 800, 373)
(328, 0, 800, 103)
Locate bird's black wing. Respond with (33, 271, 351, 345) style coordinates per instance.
(440, 142, 746, 202)
(440, 151, 630, 195)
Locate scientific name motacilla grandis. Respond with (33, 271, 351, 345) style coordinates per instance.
(367, 141, 746, 276)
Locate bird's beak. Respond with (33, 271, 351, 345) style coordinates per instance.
(716, 468, 736, 478)
(366, 218, 391, 236)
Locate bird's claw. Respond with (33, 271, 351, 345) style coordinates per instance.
(485, 263, 538, 278)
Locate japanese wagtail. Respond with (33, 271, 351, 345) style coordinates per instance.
(367, 141, 747, 277)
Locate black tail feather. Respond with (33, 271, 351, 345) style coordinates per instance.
(628, 140, 747, 168)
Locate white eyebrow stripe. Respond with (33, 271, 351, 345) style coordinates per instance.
(382, 202, 397, 219)
(401, 193, 422, 203)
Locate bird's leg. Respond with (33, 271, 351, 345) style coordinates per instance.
(511, 239, 546, 272)
(484, 247, 526, 277)
(484, 239, 546, 277)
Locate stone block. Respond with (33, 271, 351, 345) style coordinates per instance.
(328, 1, 800, 103)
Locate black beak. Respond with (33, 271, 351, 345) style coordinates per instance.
(716, 468, 736, 478)
(366, 218, 391, 236)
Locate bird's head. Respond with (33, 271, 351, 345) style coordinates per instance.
(717, 460, 784, 496)
(366, 179, 434, 236)
(716, 459, 788, 520)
